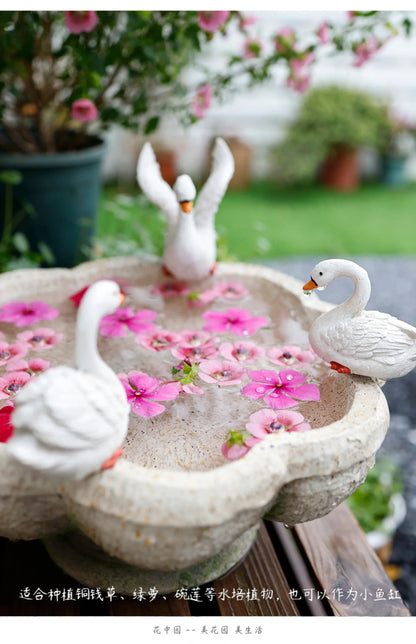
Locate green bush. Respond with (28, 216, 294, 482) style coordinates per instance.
(272, 85, 391, 185)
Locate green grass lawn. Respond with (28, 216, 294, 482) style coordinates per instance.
(97, 181, 416, 261)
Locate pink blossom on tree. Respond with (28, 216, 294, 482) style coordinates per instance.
(71, 98, 98, 123)
(119, 370, 179, 418)
(192, 84, 213, 119)
(64, 11, 98, 34)
(273, 27, 297, 54)
(239, 14, 257, 31)
(0, 300, 59, 327)
(198, 11, 230, 32)
(317, 22, 330, 44)
(241, 368, 320, 410)
(353, 36, 382, 67)
(202, 308, 268, 337)
(243, 37, 263, 59)
(286, 52, 315, 93)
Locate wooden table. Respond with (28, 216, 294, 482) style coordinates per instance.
(0, 503, 410, 617)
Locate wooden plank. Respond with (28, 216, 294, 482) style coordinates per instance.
(294, 503, 411, 616)
(269, 522, 329, 616)
(213, 522, 300, 616)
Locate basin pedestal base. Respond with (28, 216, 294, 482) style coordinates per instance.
(43, 524, 259, 596)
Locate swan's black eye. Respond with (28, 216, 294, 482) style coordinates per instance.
(319, 271, 323, 276)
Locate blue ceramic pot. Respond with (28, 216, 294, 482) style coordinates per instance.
(0, 135, 105, 267)
(381, 156, 407, 187)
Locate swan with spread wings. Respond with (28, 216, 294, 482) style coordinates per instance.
(137, 137, 234, 282)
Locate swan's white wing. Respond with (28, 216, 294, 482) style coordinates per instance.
(323, 311, 416, 366)
(11, 367, 128, 451)
(194, 138, 234, 231)
(136, 142, 178, 227)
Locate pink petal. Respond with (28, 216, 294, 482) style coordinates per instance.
(284, 383, 320, 402)
(264, 390, 298, 410)
(279, 369, 307, 386)
(244, 436, 263, 448)
(287, 422, 312, 433)
(148, 383, 180, 402)
(240, 382, 274, 400)
(275, 410, 306, 426)
(100, 321, 127, 338)
(247, 369, 281, 386)
(221, 442, 249, 460)
(127, 371, 161, 393)
(131, 398, 167, 418)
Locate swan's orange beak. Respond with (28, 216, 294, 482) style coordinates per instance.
(180, 201, 193, 213)
(303, 279, 318, 291)
(119, 292, 126, 305)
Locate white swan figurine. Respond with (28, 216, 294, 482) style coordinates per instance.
(7, 281, 130, 480)
(303, 258, 416, 380)
(137, 137, 234, 281)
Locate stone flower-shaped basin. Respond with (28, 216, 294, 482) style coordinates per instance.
(0, 256, 389, 593)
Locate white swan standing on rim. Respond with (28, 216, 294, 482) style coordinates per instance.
(303, 258, 416, 380)
(137, 137, 234, 282)
(7, 281, 130, 480)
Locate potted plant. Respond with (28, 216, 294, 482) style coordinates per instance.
(379, 115, 416, 186)
(272, 85, 392, 191)
(0, 12, 411, 265)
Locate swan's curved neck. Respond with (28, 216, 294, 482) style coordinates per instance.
(334, 264, 371, 316)
(75, 306, 116, 384)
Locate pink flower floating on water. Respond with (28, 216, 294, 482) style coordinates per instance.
(151, 281, 191, 298)
(6, 357, 50, 375)
(0, 301, 59, 327)
(100, 307, 157, 338)
(202, 308, 268, 337)
(17, 327, 63, 351)
(198, 11, 230, 32)
(71, 98, 98, 123)
(172, 339, 219, 364)
(241, 369, 320, 410)
(245, 409, 312, 447)
(177, 329, 213, 347)
(137, 329, 179, 352)
(187, 281, 249, 308)
(0, 371, 31, 400)
(192, 84, 213, 119)
(119, 371, 179, 418)
(221, 430, 251, 461)
(0, 405, 14, 443)
(199, 359, 245, 386)
(220, 340, 264, 364)
(267, 345, 315, 367)
(65, 11, 98, 34)
(0, 341, 27, 366)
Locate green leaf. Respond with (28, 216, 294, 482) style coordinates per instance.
(38, 241, 55, 265)
(12, 231, 29, 253)
(144, 116, 159, 135)
(0, 170, 22, 185)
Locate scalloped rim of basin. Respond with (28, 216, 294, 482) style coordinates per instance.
(0, 255, 389, 534)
